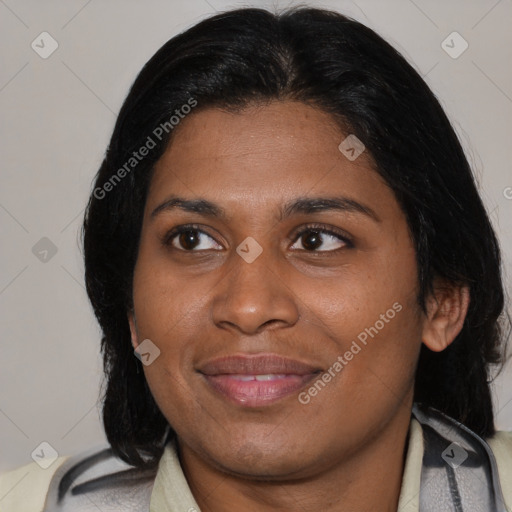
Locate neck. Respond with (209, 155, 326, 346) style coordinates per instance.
(178, 405, 412, 512)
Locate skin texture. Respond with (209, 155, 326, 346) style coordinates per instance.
(128, 101, 469, 512)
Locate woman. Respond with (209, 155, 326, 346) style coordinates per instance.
(1, 6, 511, 511)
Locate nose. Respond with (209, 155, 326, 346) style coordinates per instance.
(211, 250, 300, 335)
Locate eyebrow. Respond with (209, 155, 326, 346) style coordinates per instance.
(150, 195, 380, 222)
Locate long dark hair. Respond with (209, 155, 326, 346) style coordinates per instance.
(82, 7, 508, 468)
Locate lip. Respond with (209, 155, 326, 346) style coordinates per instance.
(198, 354, 322, 407)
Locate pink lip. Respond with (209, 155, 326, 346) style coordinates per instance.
(197, 354, 322, 407)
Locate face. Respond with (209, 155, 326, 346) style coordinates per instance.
(129, 101, 427, 479)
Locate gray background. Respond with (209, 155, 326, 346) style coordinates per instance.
(1, 0, 511, 471)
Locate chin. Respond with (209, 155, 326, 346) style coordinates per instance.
(215, 455, 313, 481)
(203, 437, 322, 481)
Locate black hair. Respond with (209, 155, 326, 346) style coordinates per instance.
(82, 7, 508, 468)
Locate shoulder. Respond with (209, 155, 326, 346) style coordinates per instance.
(0, 455, 69, 512)
(0, 445, 158, 512)
(486, 429, 512, 508)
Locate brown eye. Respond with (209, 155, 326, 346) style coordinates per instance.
(290, 226, 351, 252)
(178, 230, 200, 250)
(164, 226, 223, 251)
(301, 231, 323, 251)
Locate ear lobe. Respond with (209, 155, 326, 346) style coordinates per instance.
(421, 282, 470, 352)
(128, 311, 140, 350)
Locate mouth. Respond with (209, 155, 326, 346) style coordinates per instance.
(197, 354, 322, 407)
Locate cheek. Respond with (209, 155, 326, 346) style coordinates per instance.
(296, 244, 421, 396)
(299, 304, 422, 437)
(299, 242, 418, 335)
(132, 268, 202, 424)
(130, 263, 196, 394)
(132, 253, 202, 330)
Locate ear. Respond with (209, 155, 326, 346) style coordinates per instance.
(421, 280, 470, 352)
(128, 310, 140, 350)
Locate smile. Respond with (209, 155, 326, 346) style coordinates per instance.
(201, 372, 320, 407)
(197, 353, 323, 407)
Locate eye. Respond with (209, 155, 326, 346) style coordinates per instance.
(163, 225, 223, 251)
(290, 225, 352, 252)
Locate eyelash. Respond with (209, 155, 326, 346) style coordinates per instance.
(161, 223, 354, 252)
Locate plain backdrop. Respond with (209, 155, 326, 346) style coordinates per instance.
(1, 0, 511, 471)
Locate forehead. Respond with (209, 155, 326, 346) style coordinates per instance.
(147, 101, 394, 220)
(163, 101, 345, 159)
